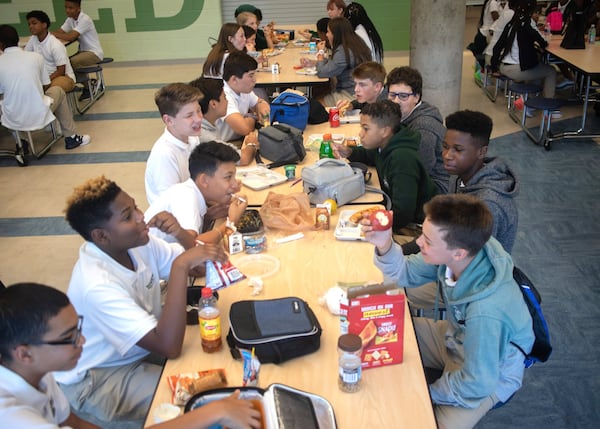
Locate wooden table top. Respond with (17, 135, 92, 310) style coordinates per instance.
(546, 39, 600, 75)
(144, 209, 436, 428)
(254, 43, 328, 87)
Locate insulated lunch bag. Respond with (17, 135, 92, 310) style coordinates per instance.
(258, 123, 306, 164)
(270, 90, 310, 130)
(301, 158, 365, 206)
(226, 297, 322, 364)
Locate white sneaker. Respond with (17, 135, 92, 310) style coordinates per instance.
(65, 134, 91, 150)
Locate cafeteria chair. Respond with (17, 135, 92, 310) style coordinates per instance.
(1, 118, 62, 166)
(522, 96, 565, 150)
(69, 57, 114, 114)
(507, 83, 543, 125)
(481, 67, 512, 104)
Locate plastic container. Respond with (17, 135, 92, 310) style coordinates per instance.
(337, 333, 363, 393)
(198, 287, 222, 353)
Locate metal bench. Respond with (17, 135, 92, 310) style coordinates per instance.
(69, 57, 114, 114)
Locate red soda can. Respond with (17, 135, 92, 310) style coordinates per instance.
(329, 107, 340, 128)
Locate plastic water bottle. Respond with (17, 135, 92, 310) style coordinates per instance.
(544, 22, 552, 42)
(589, 25, 596, 45)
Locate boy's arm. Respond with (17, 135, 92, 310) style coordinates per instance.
(53, 28, 80, 42)
(62, 412, 102, 429)
(224, 112, 256, 137)
(137, 244, 228, 358)
(49, 64, 67, 81)
(147, 211, 197, 249)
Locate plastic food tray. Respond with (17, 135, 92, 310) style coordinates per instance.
(334, 210, 365, 241)
(235, 254, 280, 278)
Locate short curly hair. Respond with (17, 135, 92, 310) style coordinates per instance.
(386, 66, 423, 97)
(64, 176, 122, 241)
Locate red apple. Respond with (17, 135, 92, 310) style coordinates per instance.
(369, 209, 393, 231)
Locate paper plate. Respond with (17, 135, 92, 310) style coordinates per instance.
(235, 254, 280, 278)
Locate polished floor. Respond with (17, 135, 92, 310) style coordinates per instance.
(1, 47, 599, 429)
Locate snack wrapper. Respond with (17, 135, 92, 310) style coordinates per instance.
(205, 260, 246, 290)
(241, 348, 261, 387)
(166, 369, 227, 406)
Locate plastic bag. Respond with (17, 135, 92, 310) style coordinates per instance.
(259, 192, 315, 231)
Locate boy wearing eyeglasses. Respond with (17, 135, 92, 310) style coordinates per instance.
(333, 100, 437, 241)
(55, 176, 229, 427)
(0, 283, 262, 428)
(386, 66, 449, 194)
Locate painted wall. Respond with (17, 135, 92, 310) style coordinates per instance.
(1, 0, 409, 61)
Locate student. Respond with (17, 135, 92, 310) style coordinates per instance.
(189, 76, 259, 166)
(242, 25, 257, 53)
(55, 176, 229, 427)
(386, 66, 449, 194)
(52, 0, 104, 69)
(336, 61, 387, 113)
(468, 0, 500, 64)
(145, 142, 248, 247)
(0, 24, 90, 151)
(332, 100, 437, 237)
(202, 23, 246, 79)
(301, 17, 372, 106)
(344, 2, 384, 63)
(235, 7, 274, 51)
(362, 193, 534, 429)
(491, 0, 557, 100)
(483, 0, 517, 68)
(25, 10, 75, 93)
(326, 0, 347, 18)
(218, 51, 270, 142)
(443, 110, 519, 253)
(0, 283, 261, 429)
(145, 83, 203, 205)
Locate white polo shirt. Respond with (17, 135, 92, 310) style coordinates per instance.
(0, 47, 55, 131)
(144, 178, 208, 243)
(0, 367, 71, 428)
(145, 128, 200, 205)
(217, 80, 259, 142)
(61, 11, 103, 59)
(54, 237, 183, 385)
(25, 34, 75, 82)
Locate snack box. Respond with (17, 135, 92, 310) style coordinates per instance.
(185, 384, 337, 429)
(334, 210, 366, 241)
(340, 284, 405, 369)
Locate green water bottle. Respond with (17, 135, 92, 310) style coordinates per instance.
(319, 133, 334, 159)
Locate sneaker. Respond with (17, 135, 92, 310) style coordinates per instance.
(17, 139, 30, 155)
(556, 79, 574, 90)
(65, 134, 91, 150)
(79, 88, 91, 101)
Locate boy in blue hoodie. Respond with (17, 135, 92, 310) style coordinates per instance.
(362, 193, 534, 429)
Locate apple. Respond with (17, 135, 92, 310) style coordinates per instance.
(369, 209, 393, 231)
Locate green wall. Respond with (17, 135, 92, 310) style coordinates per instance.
(0, 0, 410, 61)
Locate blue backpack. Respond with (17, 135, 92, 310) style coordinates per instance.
(511, 267, 553, 368)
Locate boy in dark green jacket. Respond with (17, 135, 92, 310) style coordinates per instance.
(333, 100, 437, 235)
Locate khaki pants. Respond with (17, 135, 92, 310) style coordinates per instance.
(45, 86, 76, 136)
(59, 357, 163, 428)
(69, 51, 102, 69)
(50, 75, 75, 92)
(413, 318, 499, 429)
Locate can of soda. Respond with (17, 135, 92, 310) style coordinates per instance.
(329, 107, 340, 128)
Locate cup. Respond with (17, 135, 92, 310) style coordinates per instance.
(309, 41, 317, 53)
(284, 165, 296, 180)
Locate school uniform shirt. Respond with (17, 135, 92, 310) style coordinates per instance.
(217, 81, 259, 142)
(61, 11, 103, 59)
(354, 24, 380, 63)
(54, 237, 184, 385)
(25, 34, 76, 82)
(484, 8, 515, 57)
(145, 128, 200, 205)
(0, 47, 55, 131)
(479, 0, 500, 36)
(144, 178, 208, 243)
(0, 367, 71, 428)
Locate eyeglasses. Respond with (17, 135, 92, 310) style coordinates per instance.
(388, 91, 416, 101)
(33, 315, 84, 346)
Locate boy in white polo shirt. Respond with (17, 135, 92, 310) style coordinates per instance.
(56, 176, 229, 427)
(52, 0, 103, 69)
(25, 10, 76, 93)
(145, 141, 248, 247)
(0, 283, 262, 429)
(145, 83, 204, 205)
(218, 51, 270, 142)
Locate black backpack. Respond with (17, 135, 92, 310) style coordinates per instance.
(510, 267, 553, 368)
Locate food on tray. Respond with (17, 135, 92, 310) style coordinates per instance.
(348, 207, 381, 225)
(167, 369, 227, 405)
(369, 209, 393, 231)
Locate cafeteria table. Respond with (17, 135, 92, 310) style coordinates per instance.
(144, 207, 437, 428)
